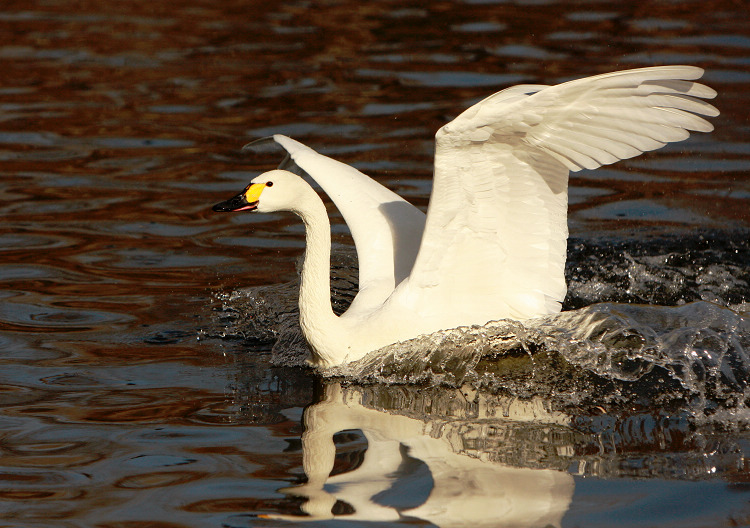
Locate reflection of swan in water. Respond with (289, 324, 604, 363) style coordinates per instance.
(213, 66, 718, 367)
(267, 382, 574, 526)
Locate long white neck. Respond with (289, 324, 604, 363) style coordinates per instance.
(294, 194, 341, 366)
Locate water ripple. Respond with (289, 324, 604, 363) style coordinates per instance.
(0, 294, 134, 331)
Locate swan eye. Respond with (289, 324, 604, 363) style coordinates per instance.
(266, 181, 273, 187)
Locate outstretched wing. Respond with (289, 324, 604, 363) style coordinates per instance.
(267, 135, 426, 314)
(395, 66, 718, 325)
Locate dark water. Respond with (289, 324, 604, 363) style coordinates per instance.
(2, 0, 750, 526)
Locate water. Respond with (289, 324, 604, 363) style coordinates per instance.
(1, 0, 750, 526)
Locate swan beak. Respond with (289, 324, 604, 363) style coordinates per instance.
(212, 183, 265, 212)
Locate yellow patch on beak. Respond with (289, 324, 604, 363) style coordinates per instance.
(244, 183, 266, 202)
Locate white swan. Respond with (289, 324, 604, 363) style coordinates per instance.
(213, 66, 718, 367)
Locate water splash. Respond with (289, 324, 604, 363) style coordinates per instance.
(212, 229, 750, 422)
(335, 302, 749, 413)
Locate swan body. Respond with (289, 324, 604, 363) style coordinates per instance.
(214, 66, 718, 367)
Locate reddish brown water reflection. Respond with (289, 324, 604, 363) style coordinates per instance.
(1, 0, 749, 525)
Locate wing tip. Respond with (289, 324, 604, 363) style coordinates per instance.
(272, 134, 312, 155)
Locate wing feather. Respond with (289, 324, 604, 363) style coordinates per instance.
(270, 135, 426, 314)
(394, 66, 717, 325)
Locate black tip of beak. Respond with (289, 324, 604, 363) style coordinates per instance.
(212, 201, 234, 212)
(212, 192, 256, 212)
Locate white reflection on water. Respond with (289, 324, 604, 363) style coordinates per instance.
(269, 383, 574, 526)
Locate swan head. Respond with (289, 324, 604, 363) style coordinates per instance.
(212, 170, 311, 214)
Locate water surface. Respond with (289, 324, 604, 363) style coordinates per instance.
(1, 0, 750, 526)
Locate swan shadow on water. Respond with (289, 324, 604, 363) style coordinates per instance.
(263, 381, 575, 526)
(248, 380, 750, 524)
